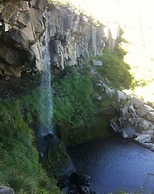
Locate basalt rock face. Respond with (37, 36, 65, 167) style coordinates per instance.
(0, 0, 106, 98)
(0, 0, 48, 97)
(48, 4, 105, 71)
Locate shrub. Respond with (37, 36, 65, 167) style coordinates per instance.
(92, 47, 133, 89)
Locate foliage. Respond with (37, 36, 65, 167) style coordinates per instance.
(0, 95, 60, 194)
(92, 47, 133, 89)
(53, 67, 111, 146)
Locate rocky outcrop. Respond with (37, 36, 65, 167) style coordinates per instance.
(0, 0, 106, 98)
(0, 0, 48, 97)
(94, 76, 154, 150)
(47, 4, 105, 71)
(100, 85, 154, 150)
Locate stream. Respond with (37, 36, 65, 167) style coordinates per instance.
(67, 135, 154, 194)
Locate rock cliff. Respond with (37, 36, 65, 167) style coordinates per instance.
(0, 0, 107, 98)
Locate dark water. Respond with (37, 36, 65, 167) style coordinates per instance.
(67, 136, 154, 194)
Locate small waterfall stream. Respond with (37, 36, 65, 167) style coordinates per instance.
(38, 27, 54, 136)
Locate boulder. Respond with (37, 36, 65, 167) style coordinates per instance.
(135, 134, 151, 143)
(117, 90, 127, 102)
(146, 112, 154, 122)
(136, 105, 149, 117)
(138, 118, 152, 131)
(144, 105, 154, 112)
(96, 96, 102, 101)
(142, 143, 154, 149)
(120, 105, 129, 117)
(0, 186, 14, 194)
(142, 129, 154, 136)
(110, 121, 121, 133)
(150, 146, 154, 151)
(102, 83, 115, 96)
(131, 97, 144, 108)
(91, 59, 103, 66)
(121, 127, 137, 139)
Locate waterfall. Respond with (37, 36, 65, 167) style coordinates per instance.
(38, 27, 54, 136)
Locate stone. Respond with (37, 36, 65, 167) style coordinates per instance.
(30, 0, 48, 10)
(0, 4, 4, 13)
(4, 23, 9, 31)
(110, 121, 121, 133)
(142, 143, 154, 149)
(91, 59, 103, 66)
(117, 90, 127, 102)
(135, 134, 151, 143)
(21, 22, 35, 41)
(131, 97, 144, 108)
(149, 125, 154, 130)
(120, 105, 128, 117)
(142, 129, 154, 136)
(9, 66, 22, 77)
(0, 186, 14, 194)
(128, 103, 137, 116)
(96, 96, 102, 101)
(136, 105, 149, 117)
(128, 118, 136, 127)
(138, 119, 151, 131)
(31, 42, 43, 71)
(151, 146, 154, 151)
(121, 127, 137, 139)
(144, 105, 154, 112)
(102, 83, 115, 96)
(146, 112, 154, 122)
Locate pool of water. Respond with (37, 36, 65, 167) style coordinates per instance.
(67, 136, 154, 194)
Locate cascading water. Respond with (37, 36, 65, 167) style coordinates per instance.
(38, 27, 54, 136)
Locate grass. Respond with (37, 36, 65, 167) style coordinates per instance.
(91, 47, 133, 89)
(52, 66, 112, 146)
(0, 93, 60, 194)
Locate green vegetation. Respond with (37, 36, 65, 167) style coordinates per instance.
(53, 67, 112, 146)
(91, 46, 133, 89)
(0, 93, 61, 194)
(52, 38, 133, 146)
